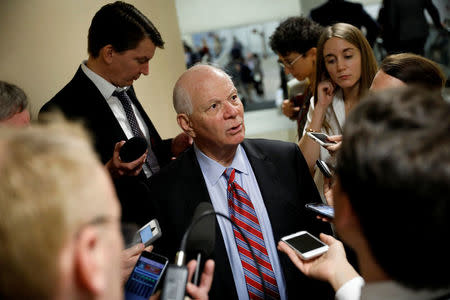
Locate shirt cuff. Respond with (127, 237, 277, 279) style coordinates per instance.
(335, 276, 365, 300)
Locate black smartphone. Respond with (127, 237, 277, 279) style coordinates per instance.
(124, 251, 169, 300)
(316, 160, 333, 178)
(307, 132, 337, 147)
(305, 203, 334, 219)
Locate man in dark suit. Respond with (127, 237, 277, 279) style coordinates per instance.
(150, 64, 333, 299)
(310, 0, 380, 46)
(39, 1, 190, 227)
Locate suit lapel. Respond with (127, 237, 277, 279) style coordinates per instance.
(73, 67, 127, 141)
(241, 139, 280, 210)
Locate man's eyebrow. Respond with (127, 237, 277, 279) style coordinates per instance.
(227, 88, 238, 98)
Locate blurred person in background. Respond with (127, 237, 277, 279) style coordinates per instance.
(377, 0, 446, 55)
(0, 81, 30, 127)
(269, 16, 324, 138)
(310, 0, 380, 47)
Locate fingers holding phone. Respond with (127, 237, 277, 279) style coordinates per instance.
(278, 233, 357, 291)
(186, 259, 215, 300)
(324, 135, 342, 155)
(124, 251, 169, 299)
(121, 243, 154, 283)
(307, 132, 337, 147)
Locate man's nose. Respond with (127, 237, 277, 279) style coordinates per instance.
(223, 101, 239, 118)
(141, 62, 149, 75)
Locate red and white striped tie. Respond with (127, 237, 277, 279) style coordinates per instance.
(224, 168, 280, 300)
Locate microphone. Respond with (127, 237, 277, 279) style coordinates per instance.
(161, 202, 215, 300)
(186, 202, 216, 285)
(119, 136, 148, 162)
(161, 202, 268, 300)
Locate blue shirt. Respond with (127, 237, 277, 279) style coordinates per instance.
(194, 144, 287, 300)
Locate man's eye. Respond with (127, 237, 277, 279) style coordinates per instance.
(210, 103, 217, 109)
(231, 95, 238, 101)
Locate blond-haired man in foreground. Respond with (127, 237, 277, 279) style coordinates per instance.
(0, 120, 213, 300)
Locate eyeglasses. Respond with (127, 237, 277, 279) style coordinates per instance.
(278, 54, 303, 69)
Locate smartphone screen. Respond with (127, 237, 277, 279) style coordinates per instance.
(284, 232, 326, 253)
(139, 226, 153, 244)
(124, 252, 169, 300)
(282, 231, 328, 259)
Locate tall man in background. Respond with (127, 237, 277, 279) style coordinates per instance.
(39, 1, 190, 226)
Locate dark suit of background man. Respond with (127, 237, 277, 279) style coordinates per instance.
(150, 64, 333, 299)
(39, 1, 191, 227)
(310, 0, 380, 46)
(377, 0, 445, 55)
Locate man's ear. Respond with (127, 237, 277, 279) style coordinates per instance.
(333, 180, 361, 238)
(308, 47, 317, 57)
(100, 44, 114, 64)
(177, 114, 195, 138)
(74, 226, 106, 296)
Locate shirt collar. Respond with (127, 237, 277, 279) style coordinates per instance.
(80, 61, 130, 100)
(194, 144, 248, 186)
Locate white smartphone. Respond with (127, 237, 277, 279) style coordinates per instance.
(131, 219, 162, 247)
(307, 132, 337, 147)
(281, 231, 329, 260)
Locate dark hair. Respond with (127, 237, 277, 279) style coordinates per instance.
(88, 1, 164, 58)
(269, 16, 324, 56)
(0, 81, 28, 121)
(380, 53, 446, 91)
(336, 87, 450, 290)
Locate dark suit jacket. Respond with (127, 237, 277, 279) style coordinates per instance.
(39, 66, 172, 226)
(310, 0, 380, 46)
(150, 139, 334, 299)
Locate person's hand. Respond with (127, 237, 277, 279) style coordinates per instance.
(325, 135, 342, 155)
(323, 176, 334, 207)
(105, 141, 147, 178)
(121, 243, 153, 283)
(282, 99, 300, 119)
(278, 233, 358, 292)
(316, 80, 335, 109)
(171, 132, 193, 158)
(185, 259, 215, 300)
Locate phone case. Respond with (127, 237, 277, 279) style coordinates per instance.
(305, 203, 334, 219)
(307, 132, 336, 147)
(316, 160, 332, 178)
(281, 231, 329, 260)
(131, 219, 162, 247)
